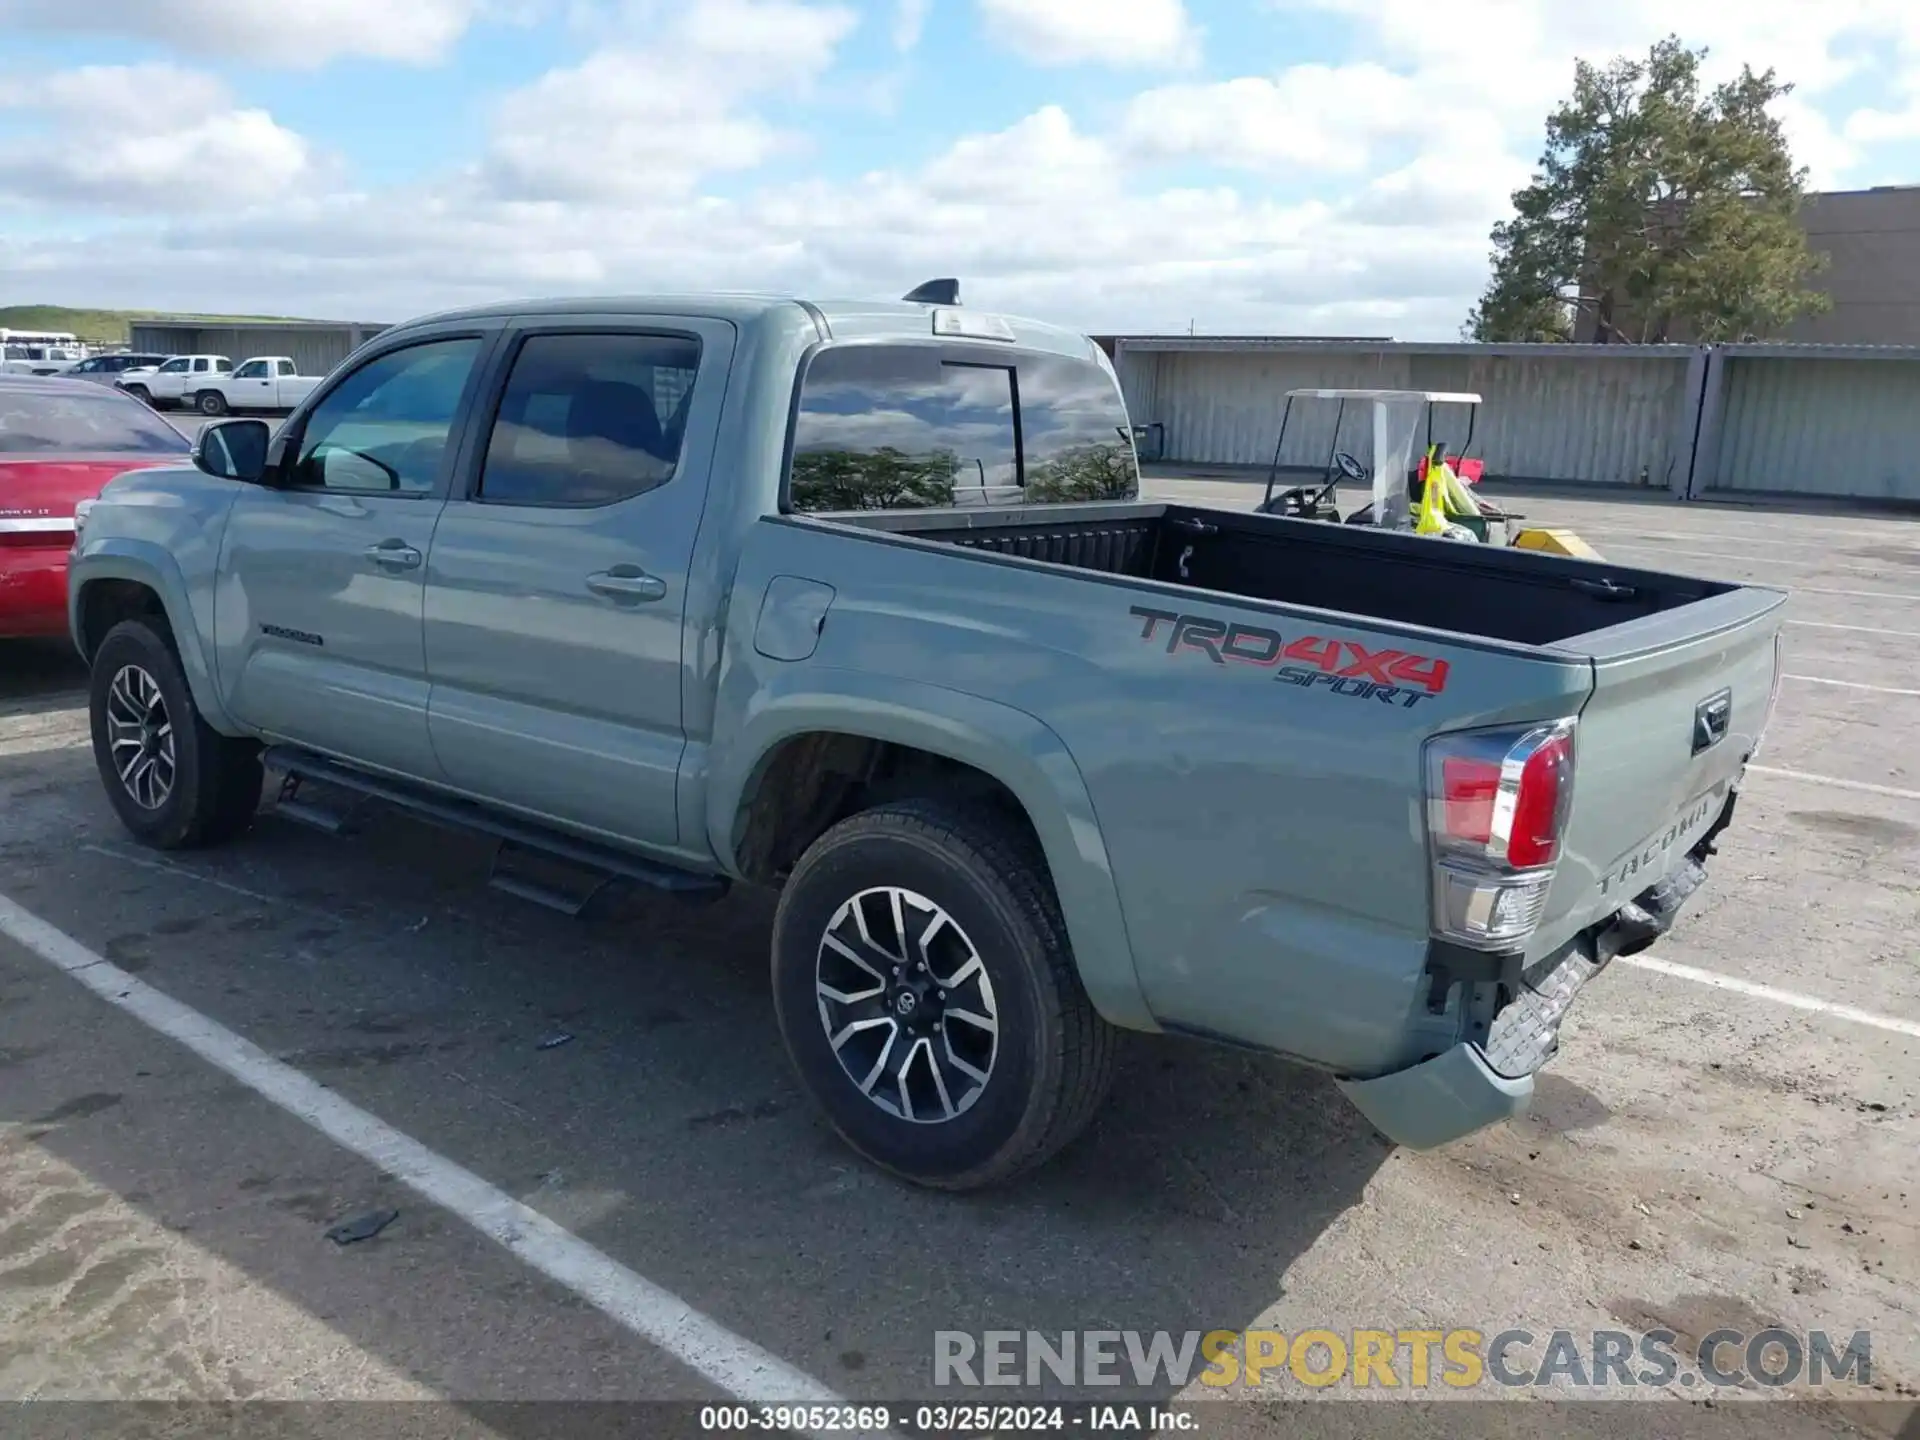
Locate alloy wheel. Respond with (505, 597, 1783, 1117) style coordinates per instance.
(105, 664, 177, 811)
(814, 886, 1001, 1123)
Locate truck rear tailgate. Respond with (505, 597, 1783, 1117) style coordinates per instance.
(1539, 585, 1787, 954)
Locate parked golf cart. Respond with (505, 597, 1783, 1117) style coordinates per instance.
(1255, 388, 1597, 556)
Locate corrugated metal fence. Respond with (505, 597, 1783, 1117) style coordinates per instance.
(1113, 337, 1920, 503)
(129, 323, 387, 380)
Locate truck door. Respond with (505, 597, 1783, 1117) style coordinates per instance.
(232, 358, 275, 408)
(213, 329, 494, 778)
(274, 358, 304, 407)
(421, 316, 734, 858)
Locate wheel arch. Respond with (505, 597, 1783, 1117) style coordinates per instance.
(71, 545, 237, 734)
(709, 670, 1154, 1032)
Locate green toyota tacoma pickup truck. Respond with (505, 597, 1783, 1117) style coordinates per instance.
(67, 286, 1787, 1189)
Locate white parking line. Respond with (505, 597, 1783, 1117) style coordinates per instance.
(1785, 674, 1920, 698)
(1790, 585, 1920, 603)
(1786, 620, 1920, 640)
(1573, 525, 1916, 554)
(0, 892, 863, 1428)
(1598, 544, 1891, 577)
(1619, 954, 1920, 1041)
(1749, 765, 1920, 802)
(81, 842, 353, 923)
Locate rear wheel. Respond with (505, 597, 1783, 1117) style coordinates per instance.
(88, 619, 263, 850)
(771, 798, 1117, 1189)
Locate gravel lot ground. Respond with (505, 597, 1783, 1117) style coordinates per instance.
(1, 476, 1915, 1437)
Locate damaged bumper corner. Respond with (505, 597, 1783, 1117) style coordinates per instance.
(1335, 1041, 1534, 1150)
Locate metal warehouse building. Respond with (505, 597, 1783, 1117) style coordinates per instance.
(1108, 336, 1920, 503)
(127, 318, 391, 380)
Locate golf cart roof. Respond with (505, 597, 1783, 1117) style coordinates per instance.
(1284, 388, 1482, 404)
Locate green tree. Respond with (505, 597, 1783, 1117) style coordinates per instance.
(1466, 36, 1830, 344)
(1025, 439, 1140, 503)
(789, 445, 961, 511)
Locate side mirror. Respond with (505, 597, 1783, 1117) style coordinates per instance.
(193, 418, 273, 483)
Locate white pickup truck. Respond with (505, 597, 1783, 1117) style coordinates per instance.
(186, 356, 325, 416)
(117, 355, 233, 409)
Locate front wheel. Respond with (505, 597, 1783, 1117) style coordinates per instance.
(122, 385, 152, 406)
(88, 619, 263, 850)
(196, 390, 228, 416)
(771, 799, 1117, 1190)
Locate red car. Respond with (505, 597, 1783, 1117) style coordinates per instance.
(1, 376, 192, 641)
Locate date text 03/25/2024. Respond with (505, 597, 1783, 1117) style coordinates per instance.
(698, 1404, 1197, 1434)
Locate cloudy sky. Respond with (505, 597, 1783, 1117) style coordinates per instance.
(2, 0, 1919, 338)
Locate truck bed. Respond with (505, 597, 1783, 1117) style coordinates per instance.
(842, 502, 1729, 648)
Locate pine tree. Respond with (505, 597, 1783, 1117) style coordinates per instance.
(1466, 36, 1831, 344)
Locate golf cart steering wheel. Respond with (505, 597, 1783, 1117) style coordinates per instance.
(1260, 484, 1325, 517)
(1331, 450, 1367, 482)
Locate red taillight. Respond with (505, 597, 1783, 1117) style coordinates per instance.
(0, 528, 74, 548)
(1425, 719, 1577, 950)
(1442, 756, 1499, 847)
(1427, 722, 1576, 870)
(1508, 733, 1573, 868)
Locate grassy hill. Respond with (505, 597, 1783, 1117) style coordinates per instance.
(0, 305, 308, 346)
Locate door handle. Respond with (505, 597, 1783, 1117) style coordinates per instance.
(587, 567, 668, 604)
(365, 541, 422, 570)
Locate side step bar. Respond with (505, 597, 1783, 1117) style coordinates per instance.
(262, 746, 728, 908)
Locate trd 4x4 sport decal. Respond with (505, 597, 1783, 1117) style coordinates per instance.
(1128, 606, 1450, 709)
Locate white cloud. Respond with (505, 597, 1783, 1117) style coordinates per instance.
(1121, 64, 1424, 172)
(483, 0, 857, 200)
(976, 0, 1201, 69)
(0, 0, 491, 66)
(0, 64, 313, 210)
(894, 0, 930, 50)
(1278, 0, 1920, 153)
(0, 98, 1488, 341)
(12, 0, 1917, 342)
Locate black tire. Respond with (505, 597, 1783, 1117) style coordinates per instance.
(771, 798, 1117, 1190)
(197, 390, 228, 416)
(89, 619, 263, 850)
(123, 384, 152, 406)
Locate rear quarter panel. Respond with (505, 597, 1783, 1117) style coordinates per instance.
(715, 516, 1596, 1077)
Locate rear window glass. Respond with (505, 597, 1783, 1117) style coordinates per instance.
(0, 390, 193, 455)
(1016, 352, 1141, 504)
(786, 342, 1137, 513)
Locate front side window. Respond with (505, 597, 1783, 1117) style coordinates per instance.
(158, 359, 188, 375)
(1016, 352, 1140, 504)
(478, 332, 700, 507)
(290, 337, 482, 495)
(235, 360, 269, 379)
(787, 346, 1018, 513)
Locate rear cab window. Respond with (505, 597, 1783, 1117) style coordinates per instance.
(477, 332, 701, 507)
(786, 342, 1138, 514)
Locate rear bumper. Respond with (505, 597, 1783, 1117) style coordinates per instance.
(0, 549, 73, 639)
(1337, 1040, 1536, 1149)
(1338, 792, 1733, 1150)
